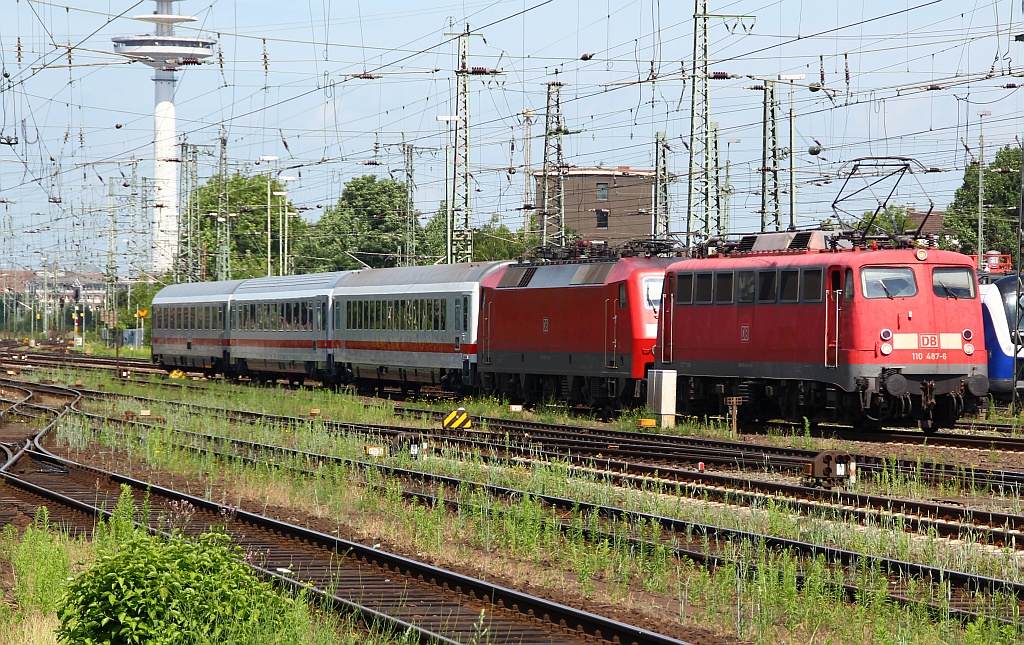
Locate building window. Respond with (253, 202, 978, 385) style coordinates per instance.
(597, 182, 609, 200)
(596, 209, 609, 228)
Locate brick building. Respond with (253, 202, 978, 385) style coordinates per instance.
(533, 167, 658, 243)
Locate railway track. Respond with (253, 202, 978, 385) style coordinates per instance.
(0, 380, 694, 644)
(23, 376, 1024, 551)
(55, 387, 1024, 626)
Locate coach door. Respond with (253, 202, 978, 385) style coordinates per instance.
(660, 274, 674, 363)
(481, 293, 493, 365)
(825, 267, 842, 367)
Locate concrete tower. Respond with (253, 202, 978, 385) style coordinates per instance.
(112, 1, 215, 275)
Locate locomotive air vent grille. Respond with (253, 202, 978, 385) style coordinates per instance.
(737, 236, 758, 252)
(518, 267, 537, 287)
(788, 231, 813, 250)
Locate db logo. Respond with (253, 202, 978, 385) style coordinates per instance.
(740, 325, 750, 343)
(919, 334, 939, 348)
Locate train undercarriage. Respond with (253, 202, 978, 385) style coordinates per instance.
(675, 373, 988, 432)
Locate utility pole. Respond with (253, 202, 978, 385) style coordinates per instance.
(522, 109, 535, 234)
(978, 110, 991, 272)
(779, 74, 805, 230)
(216, 129, 230, 281)
(451, 27, 473, 263)
(403, 140, 416, 266)
(722, 139, 740, 236)
(105, 177, 119, 332)
(541, 79, 566, 247)
(760, 80, 781, 232)
(653, 131, 671, 240)
(708, 122, 721, 237)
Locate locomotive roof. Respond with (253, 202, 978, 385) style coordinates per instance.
(666, 247, 974, 272)
(494, 256, 675, 289)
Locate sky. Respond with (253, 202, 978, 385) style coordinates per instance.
(0, 0, 1022, 276)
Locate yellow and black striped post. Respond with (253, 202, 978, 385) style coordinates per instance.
(442, 407, 472, 430)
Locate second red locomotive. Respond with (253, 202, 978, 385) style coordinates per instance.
(656, 231, 989, 431)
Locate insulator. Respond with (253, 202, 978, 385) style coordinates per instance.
(1004, 83, 1019, 89)
(711, 71, 730, 80)
(180, 58, 199, 65)
(926, 85, 943, 91)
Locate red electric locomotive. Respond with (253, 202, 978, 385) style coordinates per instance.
(478, 254, 675, 407)
(656, 231, 988, 431)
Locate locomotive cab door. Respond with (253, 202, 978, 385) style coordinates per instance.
(825, 267, 842, 367)
(660, 273, 674, 364)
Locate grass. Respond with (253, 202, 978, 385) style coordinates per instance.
(48, 401, 1024, 644)
(0, 507, 429, 645)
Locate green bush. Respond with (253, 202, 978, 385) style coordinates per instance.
(57, 528, 295, 645)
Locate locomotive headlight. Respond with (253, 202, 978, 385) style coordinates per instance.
(880, 342, 893, 355)
(962, 329, 973, 341)
(915, 249, 928, 261)
(964, 343, 975, 356)
(880, 328, 893, 341)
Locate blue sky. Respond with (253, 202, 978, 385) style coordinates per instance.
(0, 0, 1021, 273)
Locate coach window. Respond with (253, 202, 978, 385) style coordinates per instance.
(694, 273, 714, 304)
(779, 269, 800, 302)
(862, 267, 917, 299)
(676, 273, 693, 304)
(441, 299, 448, 331)
(455, 299, 462, 331)
(715, 272, 734, 304)
(463, 296, 469, 331)
(737, 271, 755, 304)
(802, 269, 823, 302)
(757, 271, 777, 303)
(933, 267, 976, 299)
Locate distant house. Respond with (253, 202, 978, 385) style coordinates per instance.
(533, 166, 659, 243)
(904, 208, 947, 238)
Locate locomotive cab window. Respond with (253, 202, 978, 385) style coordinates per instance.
(676, 273, 693, 305)
(779, 270, 800, 302)
(862, 267, 918, 299)
(715, 272, 734, 303)
(642, 277, 663, 309)
(802, 269, 823, 302)
(694, 273, 713, 304)
(932, 267, 976, 299)
(757, 271, 777, 303)
(737, 271, 755, 303)
(619, 283, 628, 308)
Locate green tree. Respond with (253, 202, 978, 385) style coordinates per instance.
(943, 144, 1021, 258)
(419, 208, 536, 263)
(855, 204, 913, 237)
(293, 175, 412, 272)
(188, 172, 308, 279)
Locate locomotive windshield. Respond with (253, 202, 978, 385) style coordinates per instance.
(642, 277, 664, 309)
(996, 277, 1024, 334)
(932, 268, 976, 299)
(861, 267, 917, 299)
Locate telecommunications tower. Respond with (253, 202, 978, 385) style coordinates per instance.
(112, 1, 215, 275)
